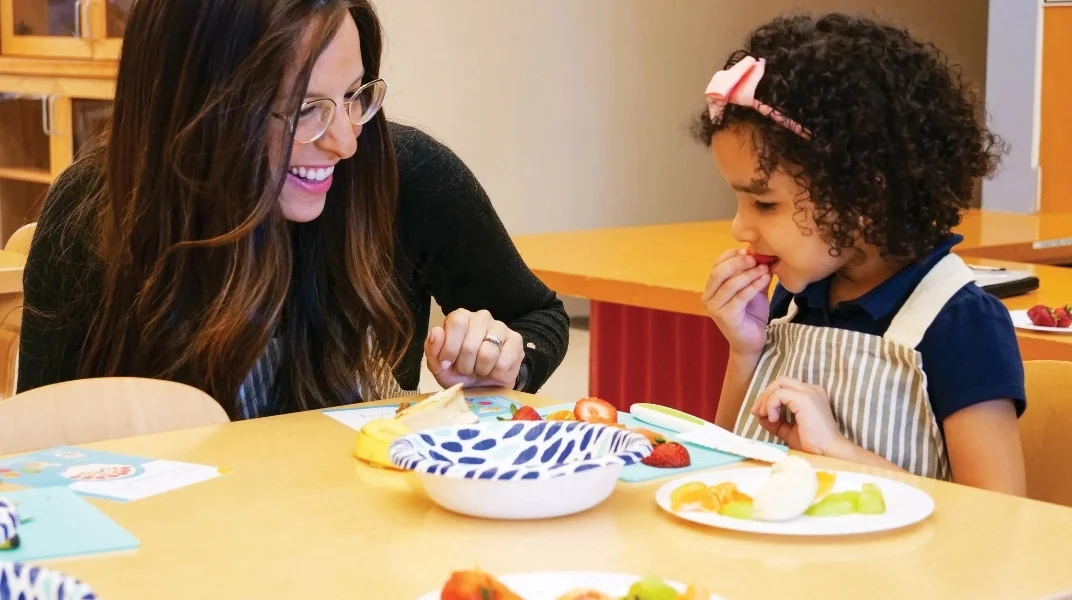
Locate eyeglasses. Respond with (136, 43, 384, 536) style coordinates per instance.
(275, 78, 388, 144)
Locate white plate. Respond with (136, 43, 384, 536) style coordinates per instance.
(1009, 309, 1072, 333)
(655, 468, 934, 536)
(415, 571, 724, 600)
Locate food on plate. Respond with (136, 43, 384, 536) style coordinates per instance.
(746, 245, 777, 265)
(667, 460, 888, 521)
(440, 569, 523, 600)
(858, 483, 887, 514)
(642, 441, 691, 469)
(439, 570, 708, 600)
(815, 469, 836, 499)
(623, 577, 680, 600)
(669, 481, 752, 515)
(555, 591, 612, 600)
(1027, 304, 1072, 328)
(1057, 306, 1072, 328)
(804, 491, 858, 517)
(752, 456, 818, 521)
(718, 500, 754, 520)
(354, 384, 477, 468)
(573, 397, 619, 423)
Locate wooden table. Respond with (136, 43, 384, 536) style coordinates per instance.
(512, 209, 1072, 416)
(2, 390, 1070, 599)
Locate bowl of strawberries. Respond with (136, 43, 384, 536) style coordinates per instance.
(388, 419, 652, 520)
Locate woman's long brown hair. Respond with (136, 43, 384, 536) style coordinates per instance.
(67, 0, 411, 417)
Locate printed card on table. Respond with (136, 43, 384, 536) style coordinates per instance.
(322, 395, 520, 431)
(0, 446, 221, 502)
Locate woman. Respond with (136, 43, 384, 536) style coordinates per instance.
(17, 0, 569, 420)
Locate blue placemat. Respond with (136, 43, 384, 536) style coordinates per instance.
(323, 395, 519, 431)
(535, 403, 787, 483)
(0, 487, 140, 562)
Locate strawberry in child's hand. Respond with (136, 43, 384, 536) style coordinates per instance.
(573, 397, 618, 423)
(746, 245, 777, 265)
(1055, 306, 1072, 328)
(1028, 304, 1058, 327)
(641, 442, 691, 468)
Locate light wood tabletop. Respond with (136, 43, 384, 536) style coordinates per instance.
(3, 389, 1071, 599)
(513, 208, 1072, 317)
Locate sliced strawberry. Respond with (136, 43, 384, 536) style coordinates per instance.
(1028, 304, 1058, 327)
(573, 397, 618, 423)
(641, 442, 691, 468)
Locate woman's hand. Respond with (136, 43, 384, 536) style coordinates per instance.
(702, 248, 772, 356)
(753, 377, 845, 456)
(424, 308, 525, 389)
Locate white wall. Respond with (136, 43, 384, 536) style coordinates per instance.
(981, 0, 1042, 213)
(376, 0, 990, 235)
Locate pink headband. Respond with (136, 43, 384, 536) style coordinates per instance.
(705, 56, 809, 138)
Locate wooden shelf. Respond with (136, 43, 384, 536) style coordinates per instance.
(0, 166, 50, 184)
(0, 56, 116, 79)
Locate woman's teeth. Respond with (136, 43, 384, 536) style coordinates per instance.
(288, 165, 334, 182)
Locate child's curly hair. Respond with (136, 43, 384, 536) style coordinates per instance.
(693, 13, 1006, 260)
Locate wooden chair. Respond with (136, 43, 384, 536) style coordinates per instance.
(1021, 360, 1072, 507)
(0, 377, 230, 455)
(0, 222, 36, 399)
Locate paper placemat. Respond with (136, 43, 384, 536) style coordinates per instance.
(536, 403, 785, 483)
(0, 487, 140, 562)
(323, 395, 518, 431)
(0, 446, 221, 502)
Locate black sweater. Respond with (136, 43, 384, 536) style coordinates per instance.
(17, 122, 570, 406)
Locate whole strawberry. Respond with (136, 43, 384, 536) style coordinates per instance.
(641, 441, 691, 469)
(1028, 304, 1057, 327)
(1055, 306, 1072, 328)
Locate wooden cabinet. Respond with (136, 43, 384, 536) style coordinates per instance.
(1040, 6, 1072, 213)
(0, 0, 128, 61)
(0, 5, 118, 244)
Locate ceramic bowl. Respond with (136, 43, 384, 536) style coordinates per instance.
(0, 499, 18, 550)
(0, 562, 97, 600)
(389, 420, 652, 519)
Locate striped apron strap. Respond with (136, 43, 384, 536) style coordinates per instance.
(883, 253, 975, 348)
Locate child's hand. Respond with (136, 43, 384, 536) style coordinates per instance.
(753, 377, 845, 456)
(702, 248, 772, 356)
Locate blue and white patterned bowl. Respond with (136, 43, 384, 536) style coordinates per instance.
(389, 421, 652, 519)
(0, 499, 18, 550)
(0, 562, 97, 600)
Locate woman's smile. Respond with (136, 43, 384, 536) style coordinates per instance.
(286, 164, 335, 195)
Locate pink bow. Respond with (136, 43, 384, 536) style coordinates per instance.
(705, 56, 809, 138)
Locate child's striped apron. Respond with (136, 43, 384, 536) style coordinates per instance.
(733, 254, 975, 479)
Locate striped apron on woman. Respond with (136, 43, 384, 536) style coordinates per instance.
(733, 254, 976, 480)
(236, 337, 415, 420)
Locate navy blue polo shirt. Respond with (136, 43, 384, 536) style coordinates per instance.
(769, 234, 1026, 423)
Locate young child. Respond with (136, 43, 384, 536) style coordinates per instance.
(697, 13, 1026, 494)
